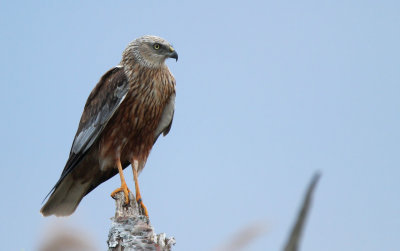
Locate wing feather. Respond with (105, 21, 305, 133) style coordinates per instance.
(154, 93, 175, 143)
(45, 66, 129, 199)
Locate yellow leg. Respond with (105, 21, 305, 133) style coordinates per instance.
(132, 160, 149, 217)
(110, 161, 130, 204)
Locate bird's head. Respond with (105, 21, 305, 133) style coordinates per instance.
(123, 35, 178, 68)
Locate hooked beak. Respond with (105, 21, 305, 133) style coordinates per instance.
(168, 47, 178, 61)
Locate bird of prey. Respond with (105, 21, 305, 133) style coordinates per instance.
(40, 35, 178, 217)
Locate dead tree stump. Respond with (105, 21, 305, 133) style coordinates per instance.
(107, 191, 175, 251)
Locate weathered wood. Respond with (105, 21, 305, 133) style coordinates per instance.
(107, 191, 175, 251)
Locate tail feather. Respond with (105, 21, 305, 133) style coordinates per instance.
(40, 174, 90, 217)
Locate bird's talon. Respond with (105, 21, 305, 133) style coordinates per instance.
(136, 196, 149, 217)
(111, 184, 130, 205)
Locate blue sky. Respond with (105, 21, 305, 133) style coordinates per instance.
(1, 1, 399, 250)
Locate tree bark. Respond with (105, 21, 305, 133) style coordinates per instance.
(107, 191, 175, 251)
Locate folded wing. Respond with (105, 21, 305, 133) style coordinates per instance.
(45, 66, 129, 198)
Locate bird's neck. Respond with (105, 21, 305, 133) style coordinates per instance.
(122, 61, 168, 84)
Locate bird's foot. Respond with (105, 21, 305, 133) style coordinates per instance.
(111, 182, 130, 205)
(136, 196, 149, 217)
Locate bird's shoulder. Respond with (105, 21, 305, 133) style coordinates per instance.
(71, 66, 129, 155)
(79, 66, 127, 127)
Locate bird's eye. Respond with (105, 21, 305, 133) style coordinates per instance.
(153, 43, 160, 50)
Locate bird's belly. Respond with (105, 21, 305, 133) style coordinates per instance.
(97, 100, 163, 171)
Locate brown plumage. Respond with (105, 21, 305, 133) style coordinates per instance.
(41, 35, 178, 217)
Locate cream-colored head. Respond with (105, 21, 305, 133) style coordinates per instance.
(122, 35, 178, 68)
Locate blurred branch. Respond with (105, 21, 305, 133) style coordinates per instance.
(283, 172, 321, 251)
(214, 221, 267, 251)
(39, 223, 99, 251)
(107, 191, 175, 251)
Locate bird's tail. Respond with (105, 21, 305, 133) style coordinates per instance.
(40, 174, 90, 217)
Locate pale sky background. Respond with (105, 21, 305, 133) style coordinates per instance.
(1, 1, 399, 250)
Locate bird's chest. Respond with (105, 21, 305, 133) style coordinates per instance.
(100, 81, 172, 160)
(126, 82, 169, 131)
